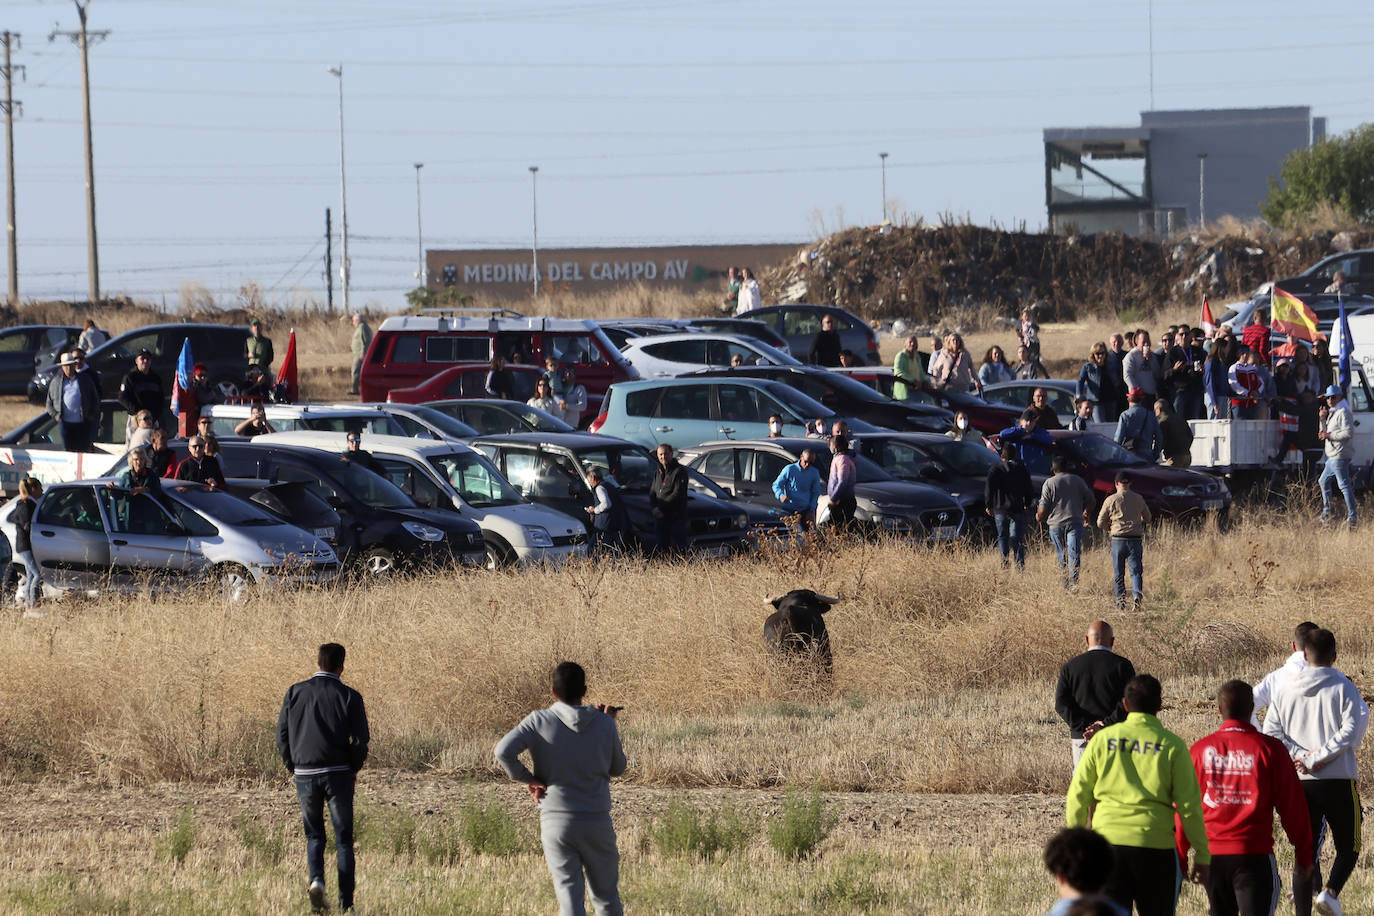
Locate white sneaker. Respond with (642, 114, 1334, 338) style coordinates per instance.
(309, 879, 328, 912)
(1315, 889, 1343, 916)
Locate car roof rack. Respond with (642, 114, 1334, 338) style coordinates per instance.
(420, 307, 525, 319)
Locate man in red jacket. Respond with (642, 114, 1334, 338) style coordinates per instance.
(1179, 680, 1313, 916)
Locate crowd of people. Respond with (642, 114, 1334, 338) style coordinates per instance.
(1049, 621, 1366, 916)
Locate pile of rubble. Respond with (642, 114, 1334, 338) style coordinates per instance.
(759, 223, 1374, 324)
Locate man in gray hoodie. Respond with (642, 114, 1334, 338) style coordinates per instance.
(495, 662, 627, 916)
(1262, 628, 1369, 916)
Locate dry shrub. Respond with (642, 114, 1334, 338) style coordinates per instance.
(1188, 622, 1269, 674)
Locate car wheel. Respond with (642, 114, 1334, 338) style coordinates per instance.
(213, 377, 242, 400)
(217, 563, 253, 602)
(484, 537, 515, 570)
(361, 547, 397, 578)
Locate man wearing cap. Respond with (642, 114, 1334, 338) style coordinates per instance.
(1114, 388, 1161, 464)
(175, 436, 226, 488)
(349, 313, 372, 396)
(1317, 384, 1356, 527)
(118, 349, 167, 427)
(45, 352, 99, 452)
(246, 318, 275, 373)
(998, 408, 1054, 475)
(187, 362, 222, 408)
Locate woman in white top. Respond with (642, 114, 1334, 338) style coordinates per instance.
(527, 377, 560, 414)
(734, 267, 762, 315)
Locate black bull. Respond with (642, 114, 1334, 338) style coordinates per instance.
(763, 589, 839, 674)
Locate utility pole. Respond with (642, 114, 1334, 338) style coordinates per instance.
(50, 2, 107, 303)
(529, 165, 539, 298)
(0, 32, 23, 307)
(879, 152, 888, 223)
(413, 162, 424, 286)
(327, 66, 349, 314)
(324, 207, 333, 312)
(1197, 153, 1207, 227)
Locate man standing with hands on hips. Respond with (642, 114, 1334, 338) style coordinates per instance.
(497, 661, 627, 916)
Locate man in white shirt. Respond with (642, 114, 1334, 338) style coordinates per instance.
(1251, 621, 1318, 728)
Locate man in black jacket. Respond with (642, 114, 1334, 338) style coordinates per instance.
(277, 643, 370, 914)
(117, 349, 166, 422)
(808, 314, 843, 367)
(984, 442, 1035, 570)
(650, 443, 688, 556)
(1054, 620, 1136, 767)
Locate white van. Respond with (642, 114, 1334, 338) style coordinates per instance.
(253, 431, 588, 567)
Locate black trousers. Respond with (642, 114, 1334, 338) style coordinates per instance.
(828, 495, 857, 532)
(61, 420, 92, 453)
(1105, 845, 1180, 916)
(1294, 778, 1362, 915)
(1206, 853, 1278, 916)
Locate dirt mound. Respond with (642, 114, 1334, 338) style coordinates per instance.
(760, 223, 1374, 324)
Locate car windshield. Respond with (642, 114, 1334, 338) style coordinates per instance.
(1066, 434, 1149, 467)
(305, 415, 409, 437)
(169, 485, 283, 526)
(740, 338, 801, 366)
(507, 403, 574, 431)
(399, 405, 478, 438)
(428, 451, 523, 507)
(329, 459, 417, 508)
(685, 466, 732, 499)
(758, 382, 832, 420)
(919, 439, 1000, 475)
(573, 446, 657, 493)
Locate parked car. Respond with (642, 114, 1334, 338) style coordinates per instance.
(0, 325, 80, 395)
(27, 322, 251, 405)
(735, 305, 881, 365)
(358, 403, 479, 440)
(619, 333, 800, 378)
(588, 377, 880, 451)
(384, 363, 602, 426)
(223, 478, 344, 550)
(1, 399, 174, 450)
(176, 441, 486, 574)
(687, 365, 953, 433)
(833, 366, 1021, 434)
(679, 438, 967, 541)
(1003, 431, 1232, 519)
(680, 317, 792, 355)
(256, 431, 588, 568)
(200, 403, 415, 440)
(1271, 249, 1374, 296)
(420, 399, 575, 435)
(359, 312, 637, 402)
(596, 319, 684, 350)
(0, 479, 340, 600)
(982, 379, 1079, 425)
(850, 431, 1047, 536)
(470, 432, 753, 557)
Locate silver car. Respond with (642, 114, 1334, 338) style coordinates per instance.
(0, 480, 340, 600)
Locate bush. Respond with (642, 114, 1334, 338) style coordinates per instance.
(768, 788, 835, 861)
(650, 798, 755, 860)
(232, 813, 285, 866)
(157, 806, 197, 867)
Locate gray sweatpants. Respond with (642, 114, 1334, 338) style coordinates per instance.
(540, 812, 622, 916)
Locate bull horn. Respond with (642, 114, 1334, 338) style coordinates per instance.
(815, 594, 840, 604)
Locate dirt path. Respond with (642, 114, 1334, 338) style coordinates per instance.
(0, 771, 1064, 849)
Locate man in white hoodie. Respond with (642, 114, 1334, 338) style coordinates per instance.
(1251, 621, 1319, 728)
(495, 662, 627, 916)
(1262, 628, 1369, 916)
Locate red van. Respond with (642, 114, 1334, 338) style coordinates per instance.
(358, 313, 638, 402)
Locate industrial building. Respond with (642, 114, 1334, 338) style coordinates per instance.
(1044, 106, 1325, 236)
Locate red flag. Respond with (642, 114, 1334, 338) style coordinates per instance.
(275, 328, 298, 401)
(1200, 295, 1216, 335)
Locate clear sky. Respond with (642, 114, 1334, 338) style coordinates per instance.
(0, 0, 1370, 310)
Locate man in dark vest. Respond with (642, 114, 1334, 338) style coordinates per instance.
(583, 467, 628, 556)
(1055, 620, 1136, 767)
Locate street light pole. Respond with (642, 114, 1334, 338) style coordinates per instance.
(529, 165, 539, 299)
(879, 152, 889, 223)
(328, 65, 349, 315)
(1197, 153, 1207, 227)
(413, 162, 424, 286)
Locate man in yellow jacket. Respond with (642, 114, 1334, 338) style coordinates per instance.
(1067, 674, 1210, 916)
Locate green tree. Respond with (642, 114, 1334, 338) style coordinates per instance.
(404, 285, 474, 312)
(1262, 123, 1374, 227)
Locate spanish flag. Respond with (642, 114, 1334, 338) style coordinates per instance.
(1270, 286, 1324, 343)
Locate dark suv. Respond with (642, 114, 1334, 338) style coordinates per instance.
(27, 322, 251, 405)
(0, 325, 80, 394)
(1273, 249, 1374, 296)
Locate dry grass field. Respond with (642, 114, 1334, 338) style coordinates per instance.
(0, 297, 1369, 913)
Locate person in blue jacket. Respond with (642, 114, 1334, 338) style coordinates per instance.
(999, 408, 1054, 475)
(772, 448, 823, 527)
